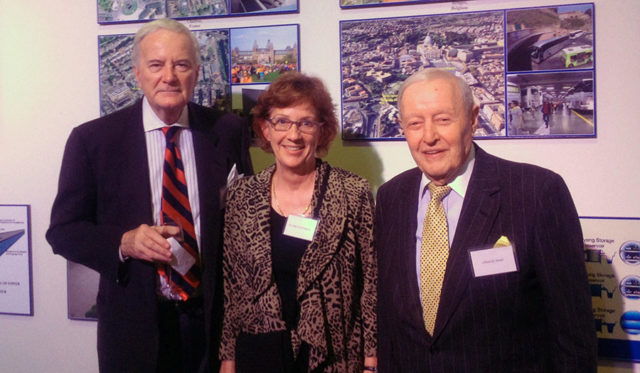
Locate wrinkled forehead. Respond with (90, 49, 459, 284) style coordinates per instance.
(141, 30, 196, 57)
(399, 78, 464, 115)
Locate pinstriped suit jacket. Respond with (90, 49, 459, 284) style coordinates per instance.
(376, 144, 597, 372)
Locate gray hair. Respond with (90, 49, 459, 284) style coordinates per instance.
(132, 18, 201, 67)
(397, 68, 475, 118)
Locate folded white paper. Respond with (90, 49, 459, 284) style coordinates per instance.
(167, 237, 196, 275)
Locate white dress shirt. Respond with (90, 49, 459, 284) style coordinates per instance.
(142, 98, 201, 300)
(142, 98, 201, 250)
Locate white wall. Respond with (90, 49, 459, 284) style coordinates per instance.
(0, 0, 638, 371)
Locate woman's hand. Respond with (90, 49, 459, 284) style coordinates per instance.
(219, 360, 236, 373)
(363, 356, 377, 372)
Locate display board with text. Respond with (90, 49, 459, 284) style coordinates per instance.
(582, 217, 640, 362)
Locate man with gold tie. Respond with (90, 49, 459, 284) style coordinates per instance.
(375, 68, 596, 372)
(47, 18, 252, 372)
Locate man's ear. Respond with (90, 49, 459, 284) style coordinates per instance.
(470, 105, 479, 133)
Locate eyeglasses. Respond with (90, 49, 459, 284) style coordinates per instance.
(266, 117, 323, 134)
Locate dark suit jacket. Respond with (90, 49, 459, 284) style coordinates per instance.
(376, 144, 596, 372)
(46, 100, 252, 372)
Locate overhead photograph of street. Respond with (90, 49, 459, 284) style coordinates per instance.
(166, 0, 228, 18)
(98, 29, 230, 115)
(98, 0, 166, 23)
(341, 0, 464, 7)
(340, 11, 505, 140)
(506, 4, 594, 72)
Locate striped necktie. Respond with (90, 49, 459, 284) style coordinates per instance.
(157, 126, 201, 300)
(420, 183, 451, 335)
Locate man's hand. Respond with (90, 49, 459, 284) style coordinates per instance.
(119, 224, 180, 263)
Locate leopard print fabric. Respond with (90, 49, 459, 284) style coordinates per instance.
(220, 161, 377, 372)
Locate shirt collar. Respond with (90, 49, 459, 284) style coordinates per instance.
(142, 97, 190, 132)
(419, 144, 476, 199)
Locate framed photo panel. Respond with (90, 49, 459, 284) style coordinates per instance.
(339, 3, 595, 140)
(341, 0, 466, 9)
(99, 29, 230, 115)
(230, 24, 299, 84)
(229, 0, 298, 15)
(67, 261, 99, 320)
(98, 1, 167, 23)
(97, 0, 299, 24)
(0, 204, 33, 316)
(99, 24, 299, 117)
(581, 217, 640, 362)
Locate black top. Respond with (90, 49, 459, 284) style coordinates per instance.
(270, 207, 309, 330)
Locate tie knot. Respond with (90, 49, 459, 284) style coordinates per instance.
(162, 126, 180, 144)
(428, 183, 451, 203)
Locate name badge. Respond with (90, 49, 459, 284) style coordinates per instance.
(469, 245, 518, 277)
(167, 237, 196, 275)
(283, 215, 319, 242)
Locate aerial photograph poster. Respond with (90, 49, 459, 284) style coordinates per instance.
(341, 10, 505, 139)
(341, 0, 465, 8)
(339, 3, 596, 140)
(99, 28, 231, 116)
(97, 0, 298, 23)
(99, 24, 299, 119)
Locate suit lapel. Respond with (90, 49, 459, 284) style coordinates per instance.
(387, 169, 426, 332)
(432, 145, 501, 339)
(188, 104, 229, 261)
(119, 101, 154, 225)
(189, 103, 229, 203)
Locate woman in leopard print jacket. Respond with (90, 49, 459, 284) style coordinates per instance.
(219, 72, 377, 373)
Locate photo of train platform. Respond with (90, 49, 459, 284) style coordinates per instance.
(506, 70, 594, 137)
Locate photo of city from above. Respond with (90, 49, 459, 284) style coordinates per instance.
(340, 11, 505, 140)
(229, 0, 298, 14)
(166, 0, 228, 18)
(506, 71, 594, 137)
(98, 29, 230, 116)
(341, 0, 464, 8)
(507, 4, 594, 72)
(97, 0, 297, 23)
(98, 0, 167, 23)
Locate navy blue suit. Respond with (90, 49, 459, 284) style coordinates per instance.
(47, 100, 252, 372)
(376, 145, 596, 372)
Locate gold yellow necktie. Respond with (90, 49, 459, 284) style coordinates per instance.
(420, 183, 451, 335)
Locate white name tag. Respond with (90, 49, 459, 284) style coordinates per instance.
(283, 215, 318, 242)
(469, 245, 518, 277)
(167, 237, 196, 275)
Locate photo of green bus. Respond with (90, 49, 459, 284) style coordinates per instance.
(561, 45, 593, 68)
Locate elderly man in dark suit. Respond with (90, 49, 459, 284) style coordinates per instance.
(47, 18, 252, 372)
(375, 68, 596, 372)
